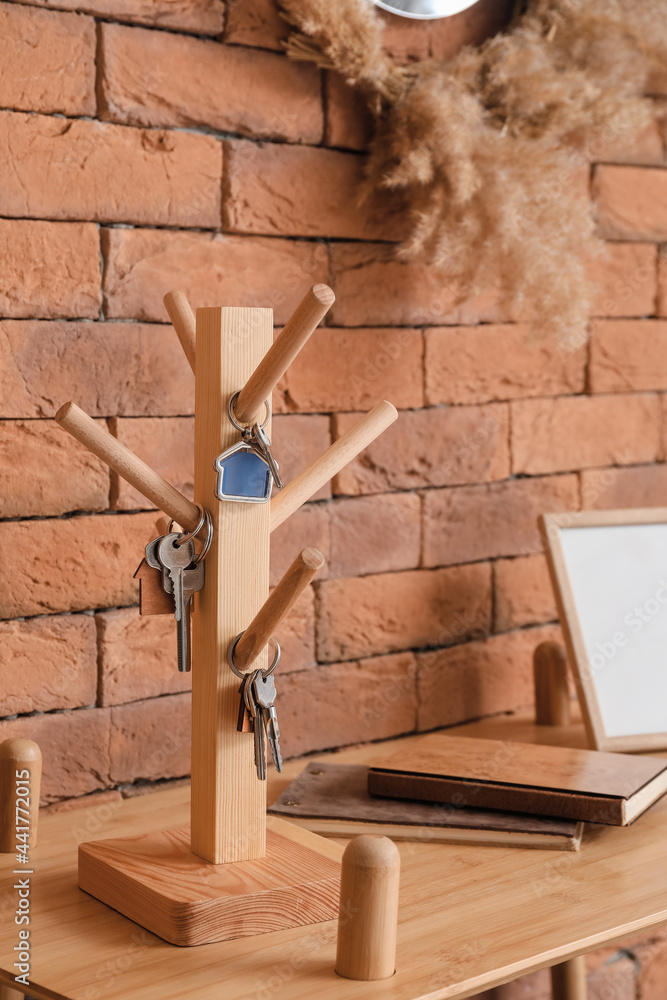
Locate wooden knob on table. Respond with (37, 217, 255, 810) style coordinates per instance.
(0, 739, 42, 852)
(534, 641, 570, 727)
(335, 835, 400, 981)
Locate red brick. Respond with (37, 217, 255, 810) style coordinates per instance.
(0, 112, 221, 228)
(279, 653, 417, 758)
(588, 958, 636, 1000)
(591, 320, 667, 391)
(511, 394, 661, 475)
(425, 325, 585, 406)
(429, 0, 513, 60)
(0, 3, 95, 115)
(270, 504, 330, 587)
(333, 405, 509, 494)
(97, 608, 191, 706)
(224, 140, 401, 241)
(422, 475, 579, 567)
(0, 708, 111, 803)
(102, 228, 329, 325)
(586, 120, 664, 166)
(224, 0, 286, 50)
(274, 586, 316, 673)
(324, 72, 372, 151)
(494, 555, 557, 633)
(110, 417, 194, 510)
(0, 419, 109, 517)
(593, 166, 667, 240)
(0, 320, 194, 419)
(636, 932, 667, 1000)
(273, 414, 331, 500)
(316, 563, 491, 662)
(0, 512, 156, 618)
(377, 9, 430, 62)
(330, 243, 509, 327)
(274, 328, 423, 414)
(648, 68, 667, 96)
(99, 23, 323, 144)
(0, 220, 100, 319)
(417, 625, 561, 731)
(660, 250, 667, 316)
(110, 693, 191, 784)
(0, 614, 97, 715)
(589, 243, 657, 318)
(328, 494, 421, 578)
(15, 0, 223, 31)
(581, 464, 667, 510)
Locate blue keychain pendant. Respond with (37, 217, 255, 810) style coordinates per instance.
(214, 441, 274, 503)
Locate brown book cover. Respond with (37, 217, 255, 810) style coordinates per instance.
(269, 762, 584, 850)
(367, 734, 667, 826)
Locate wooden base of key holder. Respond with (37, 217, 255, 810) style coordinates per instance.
(55, 287, 398, 946)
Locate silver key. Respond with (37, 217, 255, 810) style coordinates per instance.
(253, 673, 283, 773)
(145, 535, 164, 572)
(248, 423, 283, 491)
(245, 672, 266, 780)
(157, 534, 196, 673)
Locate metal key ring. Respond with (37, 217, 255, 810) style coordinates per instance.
(227, 632, 281, 680)
(170, 505, 213, 564)
(228, 390, 271, 433)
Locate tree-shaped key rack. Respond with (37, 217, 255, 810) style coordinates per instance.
(55, 285, 397, 946)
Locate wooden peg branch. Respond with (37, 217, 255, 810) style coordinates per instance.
(270, 400, 398, 532)
(234, 283, 335, 425)
(0, 739, 42, 852)
(56, 402, 200, 532)
(335, 835, 400, 981)
(164, 290, 196, 373)
(534, 641, 571, 727)
(233, 547, 324, 671)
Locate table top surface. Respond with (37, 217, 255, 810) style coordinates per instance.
(2, 708, 667, 1000)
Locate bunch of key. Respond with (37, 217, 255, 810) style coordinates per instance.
(143, 532, 205, 672)
(237, 668, 282, 779)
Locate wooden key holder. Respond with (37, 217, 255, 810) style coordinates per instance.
(56, 286, 397, 947)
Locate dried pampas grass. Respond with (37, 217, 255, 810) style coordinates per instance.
(279, 0, 666, 344)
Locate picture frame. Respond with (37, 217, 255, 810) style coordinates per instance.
(540, 508, 667, 753)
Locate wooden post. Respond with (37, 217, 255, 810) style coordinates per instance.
(0, 739, 41, 853)
(335, 836, 400, 981)
(534, 641, 571, 727)
(190, 306, 272, 864)
(551, 956, 587, 1000)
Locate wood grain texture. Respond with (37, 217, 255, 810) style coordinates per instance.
(0, 739, 41, 852)
(551, 956, 587, 1000)
(234, 284, 334, 425)
(55, 401, 200, 531)
(191, 307, 272, 863)
(0, 986, 23, 1000)
(270, 400, 398, 532)
(78, 818, 341, 946)
(2, 719, 667, 1000)
(534, 641, 571, 727)
(335, 836, 400, 981)
(234, 547, 324, 671)
(540, 508, 667, 753)
(164, 290, 196, 374)
(368, 733, 667, 825)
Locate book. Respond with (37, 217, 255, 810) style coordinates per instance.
(269, 762, 584, 850)
(367, 734, 667, 826)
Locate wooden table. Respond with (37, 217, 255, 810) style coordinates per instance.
(2, 710, 667, 1000)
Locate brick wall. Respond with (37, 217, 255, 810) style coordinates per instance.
(1, 1, 667, 994)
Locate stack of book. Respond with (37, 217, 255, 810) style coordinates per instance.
(269, 734, 667, 852)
